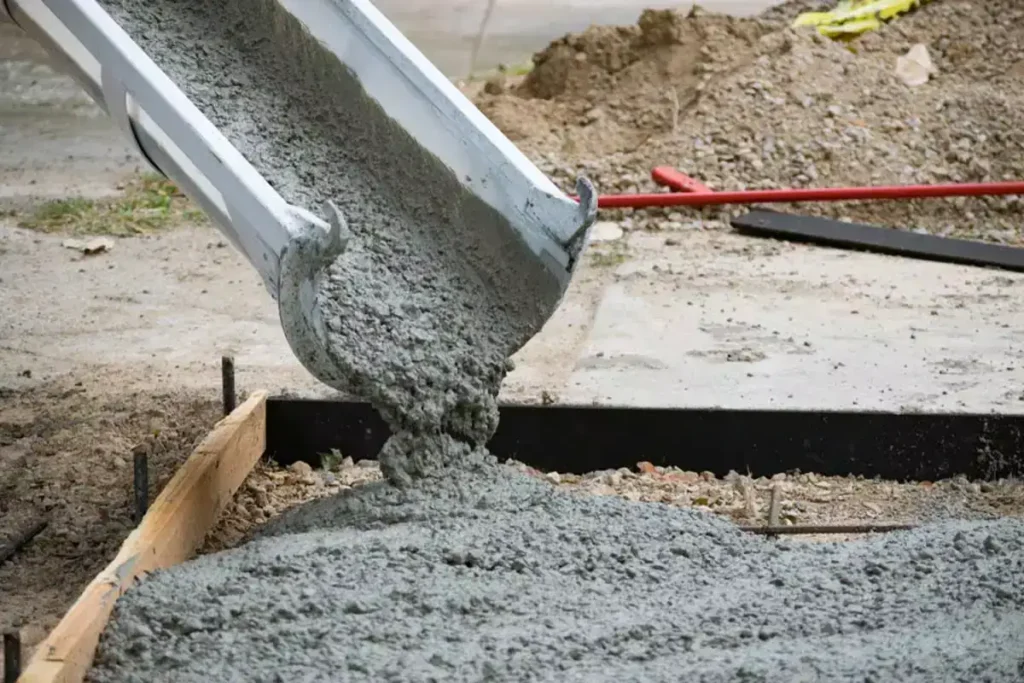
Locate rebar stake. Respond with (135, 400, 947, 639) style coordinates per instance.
(134, 451, 149, 524)
(740, 522, 917, 536)
(4, 630, 20, 683)
(0, 518, 47, 566)
(222, 355, 236, 416)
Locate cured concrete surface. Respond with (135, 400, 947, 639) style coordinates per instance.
(566, 231, 1024, 412)
(5, 220, 1024, 415)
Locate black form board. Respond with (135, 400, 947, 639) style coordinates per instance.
(264, 398, 1024, 482)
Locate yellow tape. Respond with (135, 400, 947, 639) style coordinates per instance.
(817, 17, 882, 38)
(793, 0, 930, 38)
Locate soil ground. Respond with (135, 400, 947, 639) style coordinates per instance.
(2, 2, 1024, 676)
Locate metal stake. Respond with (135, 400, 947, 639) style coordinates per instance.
(0, 519, 47, 566)
(221, 355, 236, 416)
(133, 451, 149, 524)
(4, 630, 20, 683)
(740, 522, 917, 536)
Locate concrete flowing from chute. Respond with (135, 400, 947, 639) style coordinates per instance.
(97, 0, 562, 488)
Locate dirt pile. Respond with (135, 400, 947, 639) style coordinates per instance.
(477, 0, 1024, 241)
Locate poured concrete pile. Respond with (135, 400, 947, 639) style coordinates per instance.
(89, 460, 1024, 682)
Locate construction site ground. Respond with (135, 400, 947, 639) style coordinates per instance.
(3, 0, 1024, 666)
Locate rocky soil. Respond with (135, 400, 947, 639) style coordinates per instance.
(475, 0, 1024, 241)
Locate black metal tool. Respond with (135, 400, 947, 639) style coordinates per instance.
(732, 210, 1024, 272)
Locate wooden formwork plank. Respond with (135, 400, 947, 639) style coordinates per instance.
(18, 391, 269, 683)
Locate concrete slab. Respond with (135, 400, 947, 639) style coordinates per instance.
(565, 230, 1024, 413)
(0, 221, 616, 402)
(6, 220, 1021, 416)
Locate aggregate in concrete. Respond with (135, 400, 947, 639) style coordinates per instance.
(88, 460, 1024, 683)
(95, 0, 559, 485)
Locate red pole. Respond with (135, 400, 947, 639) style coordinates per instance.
(593, 181, 1024, 208)
(650, 166, 712, 194)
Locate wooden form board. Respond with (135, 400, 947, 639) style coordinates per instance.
(18, 391, 269, 683)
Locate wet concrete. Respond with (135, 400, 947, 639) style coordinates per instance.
(88, 461, 1024, 682)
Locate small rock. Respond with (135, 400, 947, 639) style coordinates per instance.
(896, 44, 935, 87)
(666, 470, 700, 484)
(637, 461, 658, 475)
(62, 237, 114, 255)
(545, 471, 561, 485)
(288, 461, 313, 476)
(356, 459, 378, 469)
(483, 74, 506, 95)
(589, 221, 624, 243)
(862, 501, 882, 515)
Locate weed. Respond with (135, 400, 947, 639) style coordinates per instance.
(504, 62, 534, 76)
(463, 60, 535, 85)
(588, 241, 630, 268)
(18, 172, 206, 236)
(320, 448, 346, 472)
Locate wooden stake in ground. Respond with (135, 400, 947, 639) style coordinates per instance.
(18, 391, 268, 683)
